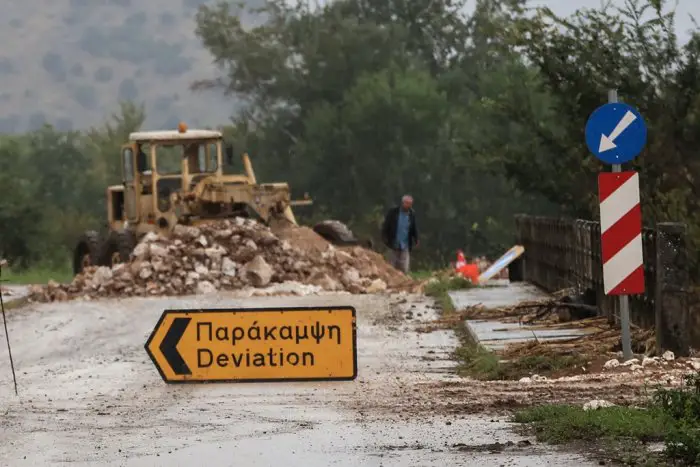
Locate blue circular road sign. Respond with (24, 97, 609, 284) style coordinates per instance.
(585, 102, 647, 164)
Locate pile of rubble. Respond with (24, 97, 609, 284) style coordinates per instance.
(29, 219, 414, 302)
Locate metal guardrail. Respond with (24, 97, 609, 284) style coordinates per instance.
(513, 215, 691, 355)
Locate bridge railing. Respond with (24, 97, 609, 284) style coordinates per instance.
(513, 215, 690, 355)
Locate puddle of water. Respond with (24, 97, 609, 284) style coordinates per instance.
(84, 413, 597, 467)
(1, 284, 30, 303)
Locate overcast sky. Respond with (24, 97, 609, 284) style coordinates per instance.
(294, 1, 698, 42)
(504, 0, 698, 43)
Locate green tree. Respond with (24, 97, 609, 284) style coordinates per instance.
(193, 0, 557, 265)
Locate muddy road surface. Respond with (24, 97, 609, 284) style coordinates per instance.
(0, 292, 592, 466)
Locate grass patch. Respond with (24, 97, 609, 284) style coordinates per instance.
(514, 404, 672, 444)
(424, 275, 473, 314)
(454, 344, 586, 380)
(409, 269, 435, 280)
(513, 372, 700, 465)
(1, 266, 72, 284)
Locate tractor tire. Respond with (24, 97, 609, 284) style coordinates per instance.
(99, 230, 137, 269)
(313, 220, 359, 246)
(73, 231, 101, 276)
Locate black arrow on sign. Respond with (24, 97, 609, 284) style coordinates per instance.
(160, 317, 192, 375)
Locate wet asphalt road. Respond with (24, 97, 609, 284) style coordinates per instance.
(0, 291, 594, 466)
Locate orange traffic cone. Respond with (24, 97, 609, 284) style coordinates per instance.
(454, 250, 479, 284)
(455, 250, 467, 270)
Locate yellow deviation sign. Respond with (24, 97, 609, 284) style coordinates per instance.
(145, 306, 357, 383)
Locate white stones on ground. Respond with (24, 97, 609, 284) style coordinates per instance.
(194, 263, 209, 276)
(244, 239, 258, 250)
(518, 374, 548, 383)
(688, 359, 700, 371)
(662, 350, 675, 361)
(251, 281, 323, 297)
(621, 358, 639, 367)
(583, 399, 615, 411)
(642, 357, 660, 367)
(195, 235, 208, 247)
(629, 364, 643, 372)
(665, 375, 680, 385)
(603, 359, 620, 370)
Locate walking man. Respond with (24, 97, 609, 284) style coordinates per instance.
(382, 195, 419, 274)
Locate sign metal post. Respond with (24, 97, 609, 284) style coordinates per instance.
(585, 90, 648, 361)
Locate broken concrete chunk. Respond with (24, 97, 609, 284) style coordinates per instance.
(196, 281, 217, 294)
(205, 244, 228, 260)
(221, 257, 237, 277)
(240, 255, 274, 287)
(139, 268, 153, 280)
(90, 267, 113, 287)
(341, 268, 361, 286)
(365, 278, 387, 294)
(142, 232, 160, 243)
(149, 243, 168, 257)
(173, 225, 201, 239)
(132, 243, 149, 259)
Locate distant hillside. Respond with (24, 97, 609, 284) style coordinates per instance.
(1, 0, 255, 133)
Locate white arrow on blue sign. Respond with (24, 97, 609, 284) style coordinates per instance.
(585, 102, 647, 164)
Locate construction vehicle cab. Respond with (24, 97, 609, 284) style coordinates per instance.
(72, 123, 361, 276)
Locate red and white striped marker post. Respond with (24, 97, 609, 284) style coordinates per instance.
(598, 171, 645, 295)
(586, 89, 648, 360)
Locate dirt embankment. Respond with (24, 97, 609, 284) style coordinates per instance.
(355, 305, 700, 419)
(29, 219, 416, 302)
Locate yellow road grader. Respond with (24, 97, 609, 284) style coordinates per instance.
(73, 122, 360, 275)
